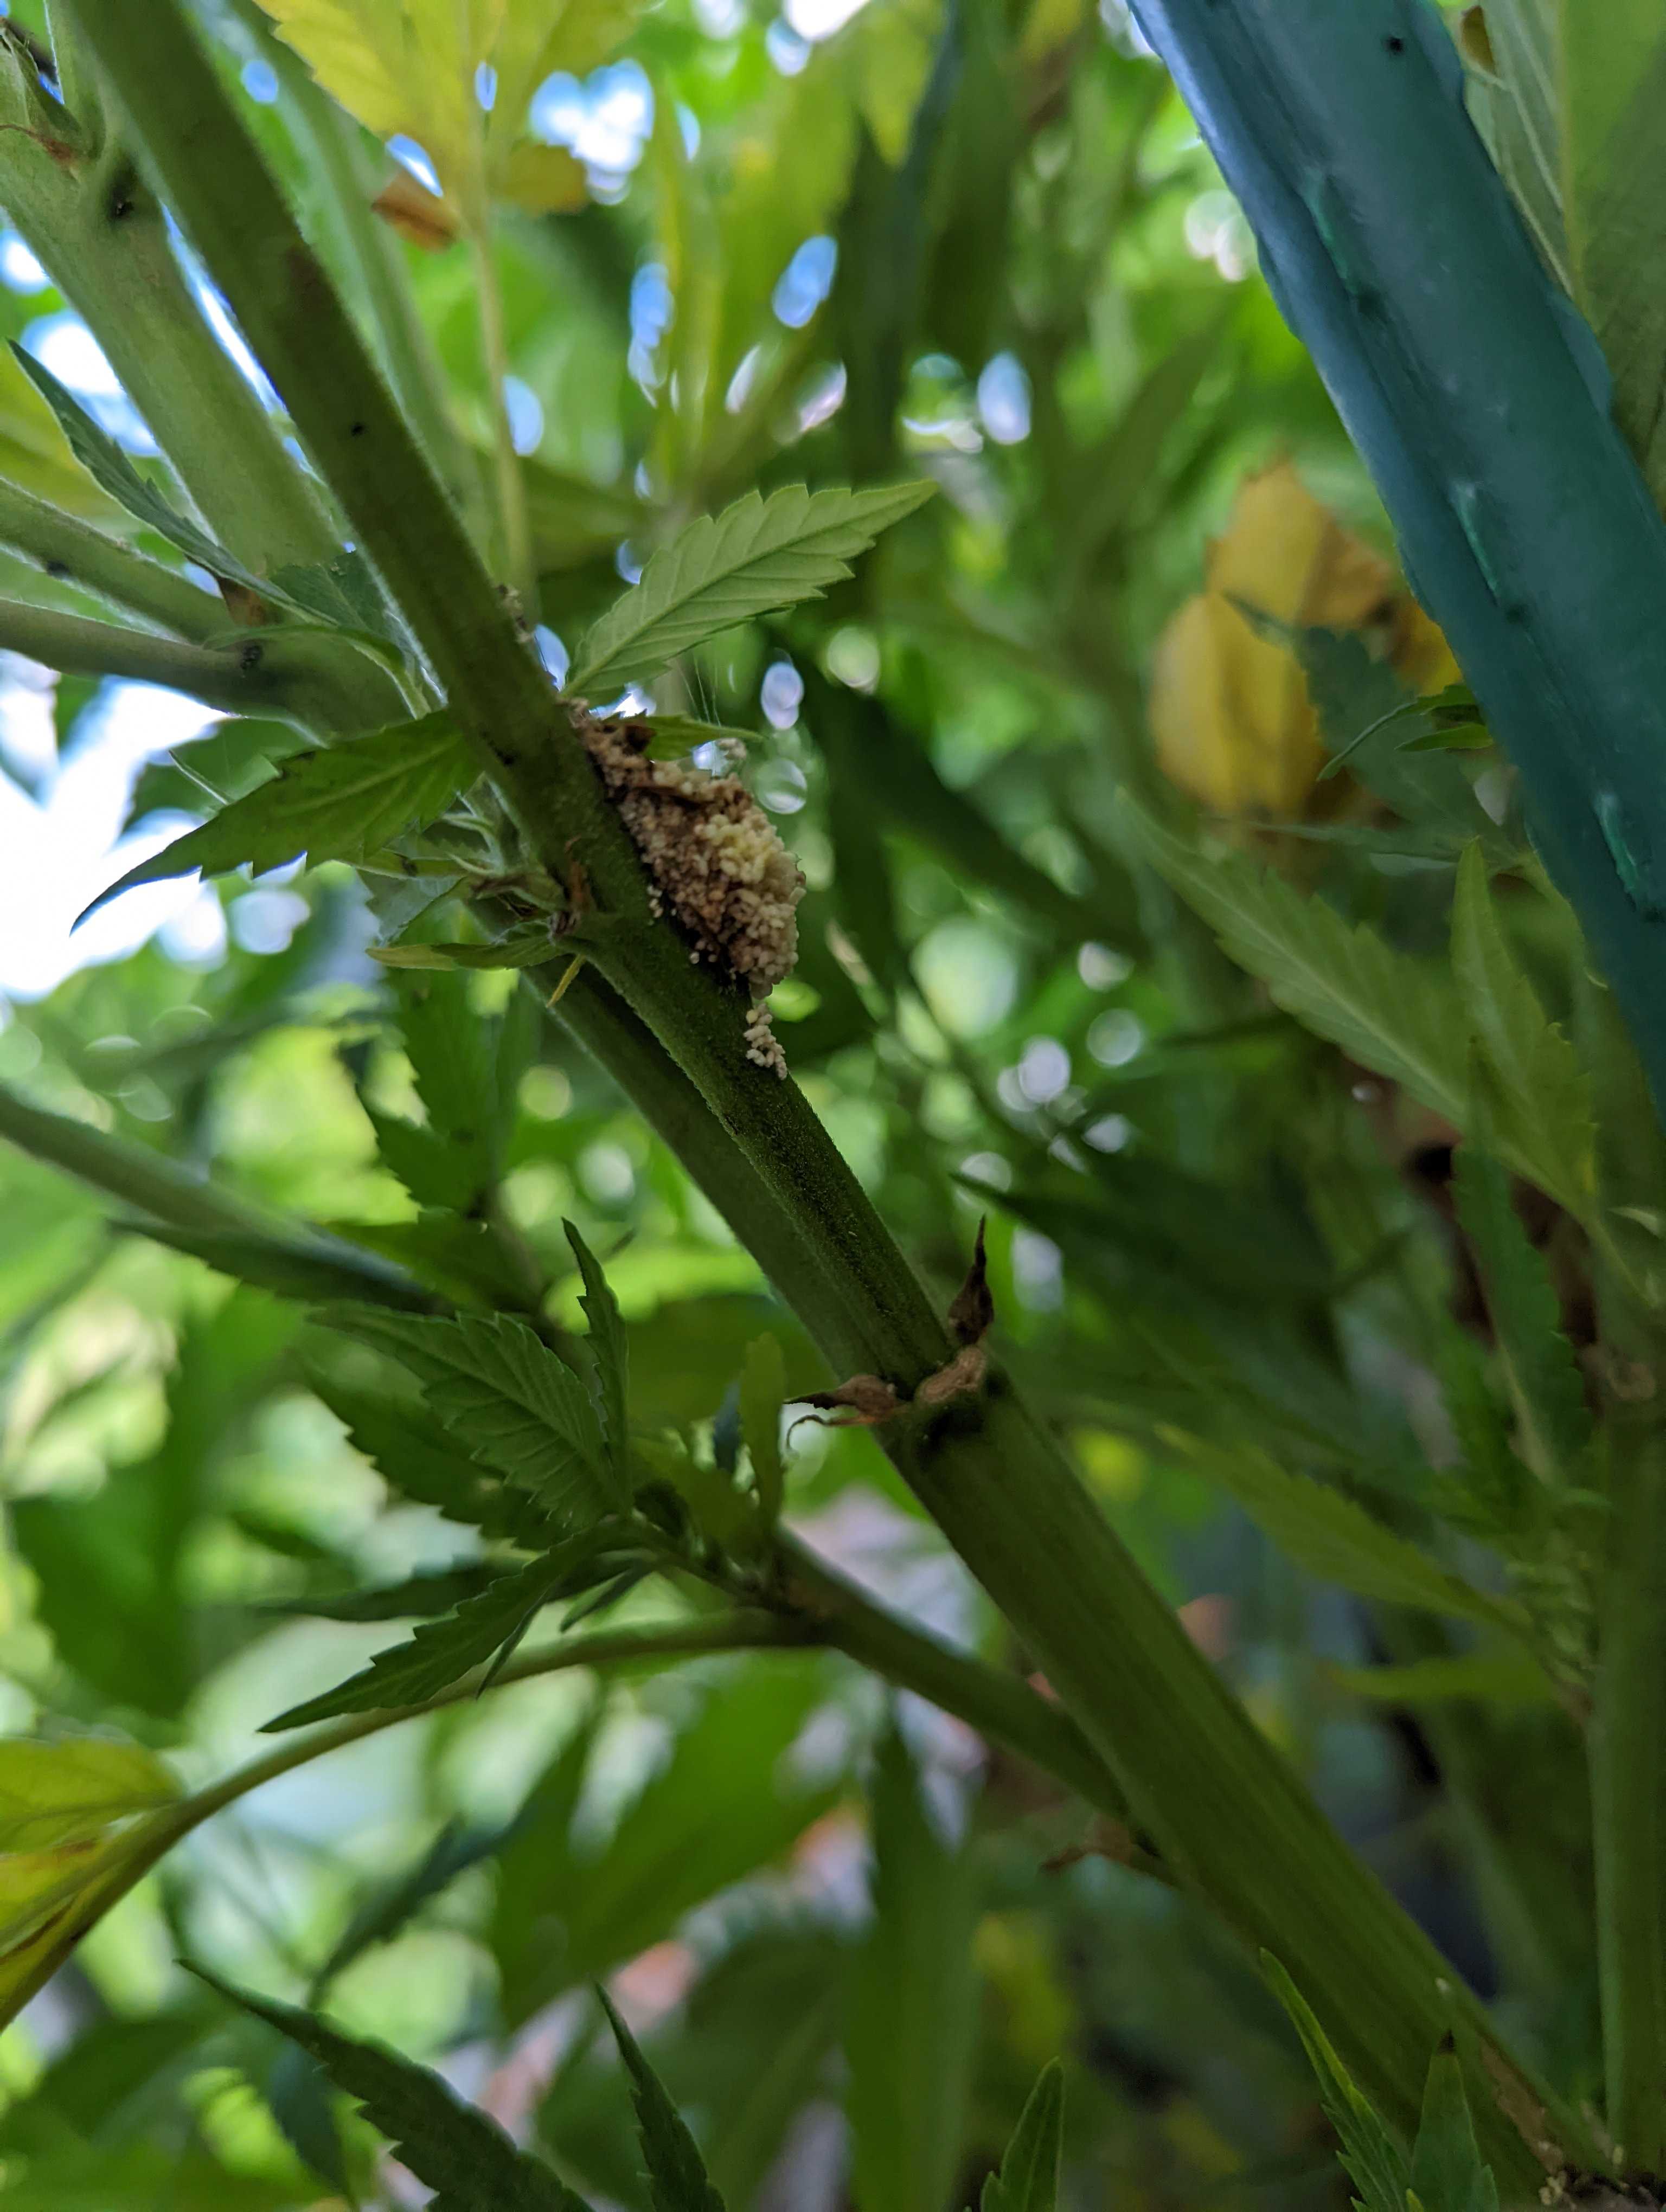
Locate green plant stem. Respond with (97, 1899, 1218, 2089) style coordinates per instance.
(776, 1533, 1150, 1854)
(0, 1077, 437, 1311)
(0, 1613, 803, 2030)
(3, 1587, 1162, 2029)
(188, 1612, 812, 1819)
(215, 0, 471, 519)
(63, 5, 1584, 2180)
(0, 477, 228, 639)
(43, 2, 105, 157)
(0, 595, 389, 729)
(0, 33, 335, 578)
(468, 220, 538, 616)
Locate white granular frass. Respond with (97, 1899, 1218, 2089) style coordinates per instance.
(744, 1001, 787, 1078)
(576, 709, 802, 1076)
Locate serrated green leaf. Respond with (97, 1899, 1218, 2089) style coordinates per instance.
(319, 1308, 611, 1522)
(362, 1105, 478, 1217)
(115, 1216, 436, 1311)
(1157, 1429, 1530, 1638)
(1124, 794, 1465, 1094)
(264, 2042, 353, 2198)
(1262, 1956, 1411, 2212)
(1450, 845, 1594, 1219)
(84, 714, 475, 921)
(597, 1986, 727, 2212)
(0, 1738, 178, 1852)
(269, 546, 401, 644)
(979, 2060, 1065, 2212)
(304, 1359, 551, 1544)
(262, 1551, 571, 1729)
(328, 1209, 535, 1310)
(1428, 1319, 1539, 1543)
(1120, 798, 1571, 1208)
(1408, 2044, 1500, 2212)
(1451, 1141, 1594, 1484)
(739, 1333, 787, 1527)
(568, 482, 933, 696)
(563, 1221, 630, 1503)
(1248, 618, 1491, 843)
(191, 1965, 594, 2210)
(365, 971, 509, 1216)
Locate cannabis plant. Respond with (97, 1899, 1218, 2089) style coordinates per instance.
(0, 0, 1658, 2203)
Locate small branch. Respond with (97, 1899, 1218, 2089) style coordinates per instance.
(469, 221, 537, 615)
(0, 594, 265, 705)
(181, 1612, 811, 1825)
(777, 1534, 1149, 1847)
(0, 1612, 808, 2032)
(0, 1573, 1168, 2035)
(0, 1077, 437, 1311)
(0, 475, 226, 640)
(0, 595, 396, 730)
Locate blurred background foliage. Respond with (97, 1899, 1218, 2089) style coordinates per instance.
(0, 0, 1602, 2203)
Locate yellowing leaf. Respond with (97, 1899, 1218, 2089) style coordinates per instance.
(0, 1737, 179, 1853)
(0, 348, 127, 524)
(1150, 460, 1457, 817)
(254, 0, 641, 213)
